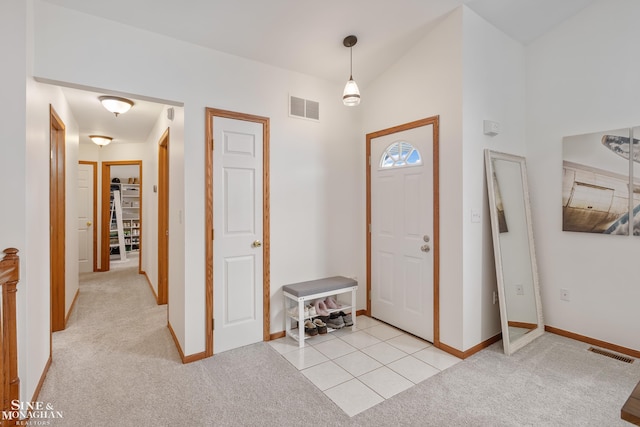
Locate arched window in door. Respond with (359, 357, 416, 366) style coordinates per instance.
(379, 141, 422, 168)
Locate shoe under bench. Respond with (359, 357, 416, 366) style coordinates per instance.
(283, 276, 357, 348)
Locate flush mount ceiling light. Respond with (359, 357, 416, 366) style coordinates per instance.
(98, 96, 134, 117)
(342, 35, 361, 107)
(89, 135, 113, 147)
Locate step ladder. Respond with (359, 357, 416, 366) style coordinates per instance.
(109, 190, 127, 262)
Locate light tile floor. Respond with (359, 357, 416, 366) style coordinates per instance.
(269, 315, 462, 417)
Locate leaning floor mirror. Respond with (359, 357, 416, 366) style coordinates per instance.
(485, 150, 544, 355)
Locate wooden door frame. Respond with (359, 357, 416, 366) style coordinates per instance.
(205, 108, 270, 357)
(157, 129, 169, 305)
(366, 116, 441, 346)
(79, 161, 98, 272)
(100, 160, 143, 273)
(50, 105, 66, 332)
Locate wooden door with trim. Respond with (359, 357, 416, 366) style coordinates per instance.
(157, 129, 169, 305)
(78, 161, 96, 273)
(212, 116, 264, 353)
(367, 117, 439, 343)
(50, 106, 66, 332)
(206, 108, 271, 357)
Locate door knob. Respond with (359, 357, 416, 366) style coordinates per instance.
(420, 244, 430, 253)
(423, 235, 430, 243)
(86, 221, 92, 227)
(252, 240, 262, 248)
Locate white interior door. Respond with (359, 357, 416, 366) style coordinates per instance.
(213, 117, 264, 353)
(371, 125, 434, 342)
(78, 163, 94, 273)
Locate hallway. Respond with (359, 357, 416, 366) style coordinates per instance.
(37, 259, 357, 426)
(38, 258, 181, 423)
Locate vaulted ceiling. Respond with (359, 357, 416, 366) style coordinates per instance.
(44, 0, 596, 87)
(41, 0, 597, 144)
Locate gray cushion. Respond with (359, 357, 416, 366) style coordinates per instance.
(282, 276, 357, 298)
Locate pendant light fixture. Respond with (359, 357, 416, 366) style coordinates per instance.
(342, 35, 361, 106)
(89, 135, 113, 147)
(98, 96, 134, 117)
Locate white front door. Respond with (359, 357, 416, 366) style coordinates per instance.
(213, 117, 264, 353)
(370, 125, 434, 342)
(78, 162, 94, 273)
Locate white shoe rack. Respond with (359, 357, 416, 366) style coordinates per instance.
(283, 278, 357, 348)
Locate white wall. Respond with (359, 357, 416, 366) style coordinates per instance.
(78, 142, 99, 162)
(461, 8, 526, 350)
(111, 165, 139, 182)
(526, 0, 640, 351)
(2, 0, 30, 404)
(164, 107, 185, 344)
(25, 79, 81, 400)
(363, 8, 465, 349)
(137, 105, 184, 343)
(1, 5, 27, 244)
(33, 0, 362, 356)
(1, 0, 82, 403)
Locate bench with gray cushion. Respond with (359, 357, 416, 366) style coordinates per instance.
(283, 276, 357, 347)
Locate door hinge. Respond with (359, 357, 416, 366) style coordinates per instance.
(368, 223, 371, 233)
(212, 318, 215, 330)
(211, 229, 214, 240)
(368, 156, 371, 166)
(211, 138, 214, 150)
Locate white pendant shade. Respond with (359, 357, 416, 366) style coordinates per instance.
(89, 135, 113, 146)
(99, 96, 134, 116)
(342, 35, 361, 106)
(343, 78, 361, 106)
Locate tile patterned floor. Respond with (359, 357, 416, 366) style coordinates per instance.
(269, 315, 461, 417)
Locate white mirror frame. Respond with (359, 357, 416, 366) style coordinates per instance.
(485, 149, 544, 355)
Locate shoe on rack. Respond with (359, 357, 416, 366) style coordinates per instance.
(288, 306, 310, 319)
(324, 296, 339, 309)
(325, 312, 344, 329)
(314, 299, 329, 316)
(339, 311, 353, 327)
(304, 320, 318, 336)
(317, 315, 330, 323)
(307, 304, 317, 318)
(313, 318, 328, 334)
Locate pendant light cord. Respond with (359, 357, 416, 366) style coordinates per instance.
(350, 45, 353, 80)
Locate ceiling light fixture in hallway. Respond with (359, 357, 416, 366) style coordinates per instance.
(89, 135, 113, 147)
(99, 95, 134, 117)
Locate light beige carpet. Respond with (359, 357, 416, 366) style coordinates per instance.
(38, 264, 640, 426)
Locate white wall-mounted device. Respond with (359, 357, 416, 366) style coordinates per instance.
(483, 120, 501, 136)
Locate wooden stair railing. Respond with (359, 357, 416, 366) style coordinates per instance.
(0, 248, 19, 427)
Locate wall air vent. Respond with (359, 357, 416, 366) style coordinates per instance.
(289, 95, 319, 121)
(587, 347, 634, 364)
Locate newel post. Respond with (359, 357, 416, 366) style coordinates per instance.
(1, 247, 20, 427)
